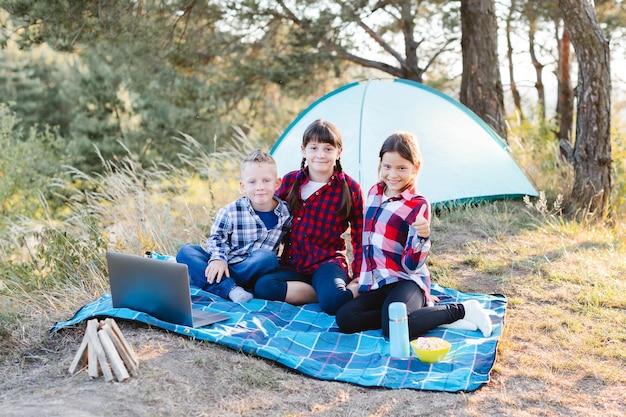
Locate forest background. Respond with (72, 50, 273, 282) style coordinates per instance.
(1, 0, 626, 219)
(1, 1, 626, 416)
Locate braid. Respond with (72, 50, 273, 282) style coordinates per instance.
(335, 159, 352, 221)
(287, 158, 306, 213)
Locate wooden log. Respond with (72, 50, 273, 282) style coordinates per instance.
(86, 320, 100, 378)
(104, 318, 139, 368)
(100, 322, 138, 376)
(68, 318, 138, 381)
(68, 331, 89, 375)
(86, 319, 114, 382)
(98, 327, 130, 382)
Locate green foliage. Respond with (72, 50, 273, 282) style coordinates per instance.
(0, 46, 73, 136)
(1, 1, 623, 217)
(7, 215, 108, 291)
(596, 0, 626, 33)
(0, 129, 256, 351)
(230, 0, 461, 84)
(2, 0, 140, 51)
(507, 105, 626, 221)
(507, 110, 572, 202)
(64, 50, 129, 171)
(1, 0, 325, 175)
(610, 122, 626, 219)
(0, 103, 66, 217)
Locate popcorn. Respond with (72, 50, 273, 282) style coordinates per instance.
(413, 337, 449, 351)
(411, 336, 451, 362)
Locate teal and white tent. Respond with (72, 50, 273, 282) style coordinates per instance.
(271, 78, 538, 207)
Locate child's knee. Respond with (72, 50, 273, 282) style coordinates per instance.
(254, 277, 286, 301)
(254, 249, 280, 272)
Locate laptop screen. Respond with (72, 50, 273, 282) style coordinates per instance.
(106, 251, 197, 325)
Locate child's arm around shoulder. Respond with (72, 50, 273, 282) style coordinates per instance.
(276, 196, 293, 229)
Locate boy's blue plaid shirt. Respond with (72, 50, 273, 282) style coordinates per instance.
(206, 196, 292, 264)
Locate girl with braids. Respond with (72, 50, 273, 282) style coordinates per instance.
(336, 132, 493, 339)
(254, 119, 364, 314)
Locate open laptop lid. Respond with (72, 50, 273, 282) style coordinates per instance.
(106, 251, 228, 327)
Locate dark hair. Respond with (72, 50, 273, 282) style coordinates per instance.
(286, 119, 352, 220)
(379, 131, 422, 166)
(379, 132, 423, 185)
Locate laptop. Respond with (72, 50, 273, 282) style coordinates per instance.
(106, 251, 230, 328)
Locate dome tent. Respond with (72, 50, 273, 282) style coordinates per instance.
(270, 78, 538, 208)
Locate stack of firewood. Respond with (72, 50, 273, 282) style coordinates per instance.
(68, 318, 138, 382)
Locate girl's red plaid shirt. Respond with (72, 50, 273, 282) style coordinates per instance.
(277, 167, 364, 278)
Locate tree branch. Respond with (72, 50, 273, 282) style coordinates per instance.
(354, 17, 406, 68)
(276, 0, 303, 26)
(422, 37, 458, 73)
(336, 49, 404, 78)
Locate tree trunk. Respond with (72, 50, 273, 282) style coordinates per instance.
(558, 0, 612, 220)
(460, 0, 507, 140)
(555, 24, 574, 161)
(506, 0, 523, 119)
(528, 19, 546, 121)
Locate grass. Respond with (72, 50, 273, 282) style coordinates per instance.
(1, 133, 626, 415)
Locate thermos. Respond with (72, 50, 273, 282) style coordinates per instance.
(388, 302, 410, 358)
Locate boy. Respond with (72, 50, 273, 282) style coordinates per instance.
(176, 150, 292, 303)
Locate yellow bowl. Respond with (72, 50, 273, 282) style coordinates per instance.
(411, 337, 451, 363)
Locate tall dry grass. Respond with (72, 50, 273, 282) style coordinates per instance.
(0, 132, 254, 354)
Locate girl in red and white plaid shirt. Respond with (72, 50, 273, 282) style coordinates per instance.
(336, 132, 493, 339)
(254, 119, 364, 315)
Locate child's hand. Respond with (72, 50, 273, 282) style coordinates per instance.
(411, 204, 430, 238)
(205, 260, 229, 283)
(347, 279, 360, 298)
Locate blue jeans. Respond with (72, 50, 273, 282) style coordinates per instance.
(176, 244, 280, 300)
(254, 261, 353, 315)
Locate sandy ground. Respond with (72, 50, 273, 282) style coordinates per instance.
(1, 318, 625, 417)
(0, 322, 481, 417)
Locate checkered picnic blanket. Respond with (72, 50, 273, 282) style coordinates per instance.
(52, 284, 506, 392)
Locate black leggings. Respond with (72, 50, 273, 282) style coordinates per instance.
(335, 280, 464, 339)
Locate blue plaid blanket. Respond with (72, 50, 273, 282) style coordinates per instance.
(52, 284, 506, 392)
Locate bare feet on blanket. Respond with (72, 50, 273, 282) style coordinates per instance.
(347, 280, 360, 298)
